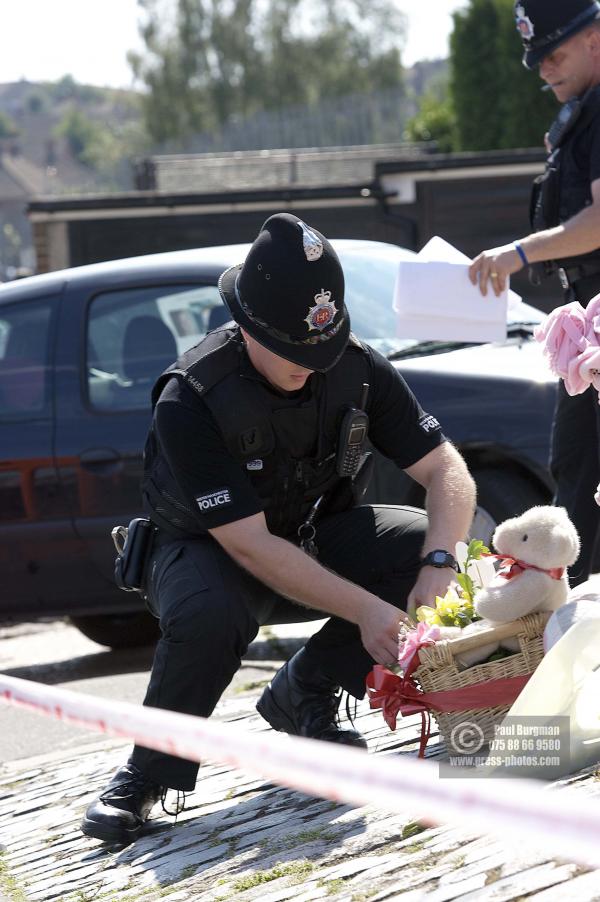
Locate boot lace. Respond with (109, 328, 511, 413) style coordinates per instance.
(303, 686, 344, 735)
(160, 788, 188, 824)
(344, 692, 359, 731)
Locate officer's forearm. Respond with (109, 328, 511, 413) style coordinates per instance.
(210, 514, 409, 664)
(405, 443, 476, 556)
(520, 202, 600, 263)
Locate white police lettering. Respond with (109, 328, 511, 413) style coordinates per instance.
(419, 414, 440, 433)
(246, 459, 263, 471)
(196, 489, 232, 511)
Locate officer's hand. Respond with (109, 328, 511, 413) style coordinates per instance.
(357, 597, 411, 667)
(468, 244, 524, 297)
(406, 567, 456, 620)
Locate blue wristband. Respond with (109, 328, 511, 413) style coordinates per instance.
(514, 242, 529, 266)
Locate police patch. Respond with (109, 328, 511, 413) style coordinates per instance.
(419, 413, 440, 433)
(196, 488, 232, 511)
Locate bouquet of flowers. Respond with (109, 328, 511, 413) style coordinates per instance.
(367, 538, 497, 753)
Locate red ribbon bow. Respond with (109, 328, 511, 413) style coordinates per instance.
(493, 555, 565, 582)
(366, 650, 531, 757)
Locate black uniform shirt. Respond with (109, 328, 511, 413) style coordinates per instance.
(152, 343, 446, 531)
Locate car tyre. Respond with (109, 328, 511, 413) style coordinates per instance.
(471, 467, 550, 546)
(70, 611, 160, 649)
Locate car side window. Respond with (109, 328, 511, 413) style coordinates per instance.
(0, 301, 53, 418)
(87, 284, 227, 411)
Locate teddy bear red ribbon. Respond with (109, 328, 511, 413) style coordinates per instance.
(491, 554, 565, 581)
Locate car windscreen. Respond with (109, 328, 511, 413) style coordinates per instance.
(335, 244, 545, 358)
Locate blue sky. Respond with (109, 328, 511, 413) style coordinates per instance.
(0, 1, 469, 88)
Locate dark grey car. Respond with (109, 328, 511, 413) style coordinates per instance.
(0, 240, 556, 647)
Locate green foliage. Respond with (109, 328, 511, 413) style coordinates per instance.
(0, 110, 19, 138)
(54, 107, 100, 162)
(450, 0, 557, 150)
(401, 820, 428, 840)
(457, 538, 490, 603)
(54, 104, 147, 180)
(130, 0, 406, 143)
(405, 91, 457, 152)
(225, 859, 314, 893)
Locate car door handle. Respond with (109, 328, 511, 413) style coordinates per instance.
(79, 448, 124, 475)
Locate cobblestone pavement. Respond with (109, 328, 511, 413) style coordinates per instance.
(1, 627, 600, 902)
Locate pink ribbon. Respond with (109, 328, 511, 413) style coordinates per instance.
(397, 622, 440, 673)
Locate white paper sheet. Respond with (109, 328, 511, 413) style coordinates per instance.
(418, 236, 522, 313)
(393, 236, 517, 344)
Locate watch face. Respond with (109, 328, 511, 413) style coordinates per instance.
(432, 551, 447, 565)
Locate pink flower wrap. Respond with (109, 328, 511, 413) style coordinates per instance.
(397, 622, 440, 673)
(535, 294, 600, 400)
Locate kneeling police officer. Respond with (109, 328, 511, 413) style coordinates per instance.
(82, 212, 476, 845)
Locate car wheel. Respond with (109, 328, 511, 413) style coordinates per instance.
(70, 611, 160, 648)
(470, 467, 550, 547)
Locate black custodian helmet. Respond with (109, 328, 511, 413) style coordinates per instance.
(515, 0, 600, 68)
(218, 213, 350, 372)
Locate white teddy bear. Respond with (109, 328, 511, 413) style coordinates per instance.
(439, 506, 580, 669)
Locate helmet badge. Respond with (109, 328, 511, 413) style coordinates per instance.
(515, 3, 535, 40)
(304, 288, 337, 332)
(297, 219, 324, 261)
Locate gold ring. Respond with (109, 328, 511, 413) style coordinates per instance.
(491, 272, 499, 279)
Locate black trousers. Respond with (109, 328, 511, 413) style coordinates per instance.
(551, 272, 600, 587)
(130, 504, 427, 790)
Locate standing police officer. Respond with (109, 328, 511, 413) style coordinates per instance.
(469, 0, 600, 586)
(81, 213, 476, 845)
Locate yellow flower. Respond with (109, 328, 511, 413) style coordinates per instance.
(415, 605, 442, 626)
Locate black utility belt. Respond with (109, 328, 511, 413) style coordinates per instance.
(555, 261, 600, 289)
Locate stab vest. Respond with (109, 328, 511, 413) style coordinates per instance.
(530, 85, 600, 273)
(143, 324, 372, 539)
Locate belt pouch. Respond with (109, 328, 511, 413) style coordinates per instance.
(113, 517, 156, 592)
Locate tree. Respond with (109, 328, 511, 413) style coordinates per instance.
(450, 0, 556, 151)
(54, 108, 102, 164)
(129, 0, 406, 144)
(0, 111, 19, 139)
(404, 92, 456, 153)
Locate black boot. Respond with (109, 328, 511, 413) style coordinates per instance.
(256, 648, 367, 748)
(81, 763, 164, 845)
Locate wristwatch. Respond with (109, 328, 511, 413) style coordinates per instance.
(421, 549, 458, 570)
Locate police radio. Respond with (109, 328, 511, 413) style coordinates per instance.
(546, 96, 583, 152)
(545, 85, 597, 152)
(336, 383, 369, 477)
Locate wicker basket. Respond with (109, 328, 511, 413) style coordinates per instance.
(412, 612, 551, 751)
